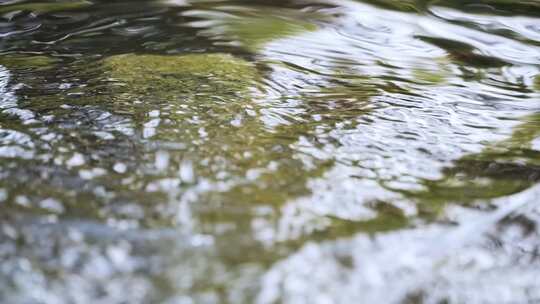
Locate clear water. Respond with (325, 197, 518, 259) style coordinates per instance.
(1, 0, 540, 303)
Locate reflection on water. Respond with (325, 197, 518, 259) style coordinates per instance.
(0, 0, 540, 303)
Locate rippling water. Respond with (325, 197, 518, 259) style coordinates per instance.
(1, 0, 540, 303)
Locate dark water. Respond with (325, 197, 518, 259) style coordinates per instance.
(1, 0, 540, 303)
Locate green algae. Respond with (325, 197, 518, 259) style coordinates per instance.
(102, 53, 258, 92)
(100, 52, 262, 140)
(101, 53, 261, 139)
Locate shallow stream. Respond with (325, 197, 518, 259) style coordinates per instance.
(1, 0, 540, 303)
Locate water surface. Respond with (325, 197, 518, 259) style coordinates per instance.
(1, 0, 540, 303)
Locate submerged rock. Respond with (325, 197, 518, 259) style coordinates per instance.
(102, 53, 258, 94)
(100, 52, 315, 200)
(100, 52, 265, 156)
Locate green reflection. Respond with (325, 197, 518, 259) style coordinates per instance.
(403, 112, 540, 217)
(187, 7, 319, 51)
(225, 15, 317, 51)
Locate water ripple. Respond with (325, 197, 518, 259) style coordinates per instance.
(1, 0, 540, 303)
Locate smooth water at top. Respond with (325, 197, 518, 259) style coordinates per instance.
(1, 0, 540, 303)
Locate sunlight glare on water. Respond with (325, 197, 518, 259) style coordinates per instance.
(0, 0, 540, 303)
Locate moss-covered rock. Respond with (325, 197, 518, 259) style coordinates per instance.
(100, 52, 326, 210)
(102, 53, 258, 94)
(101, 53, 261, 132)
